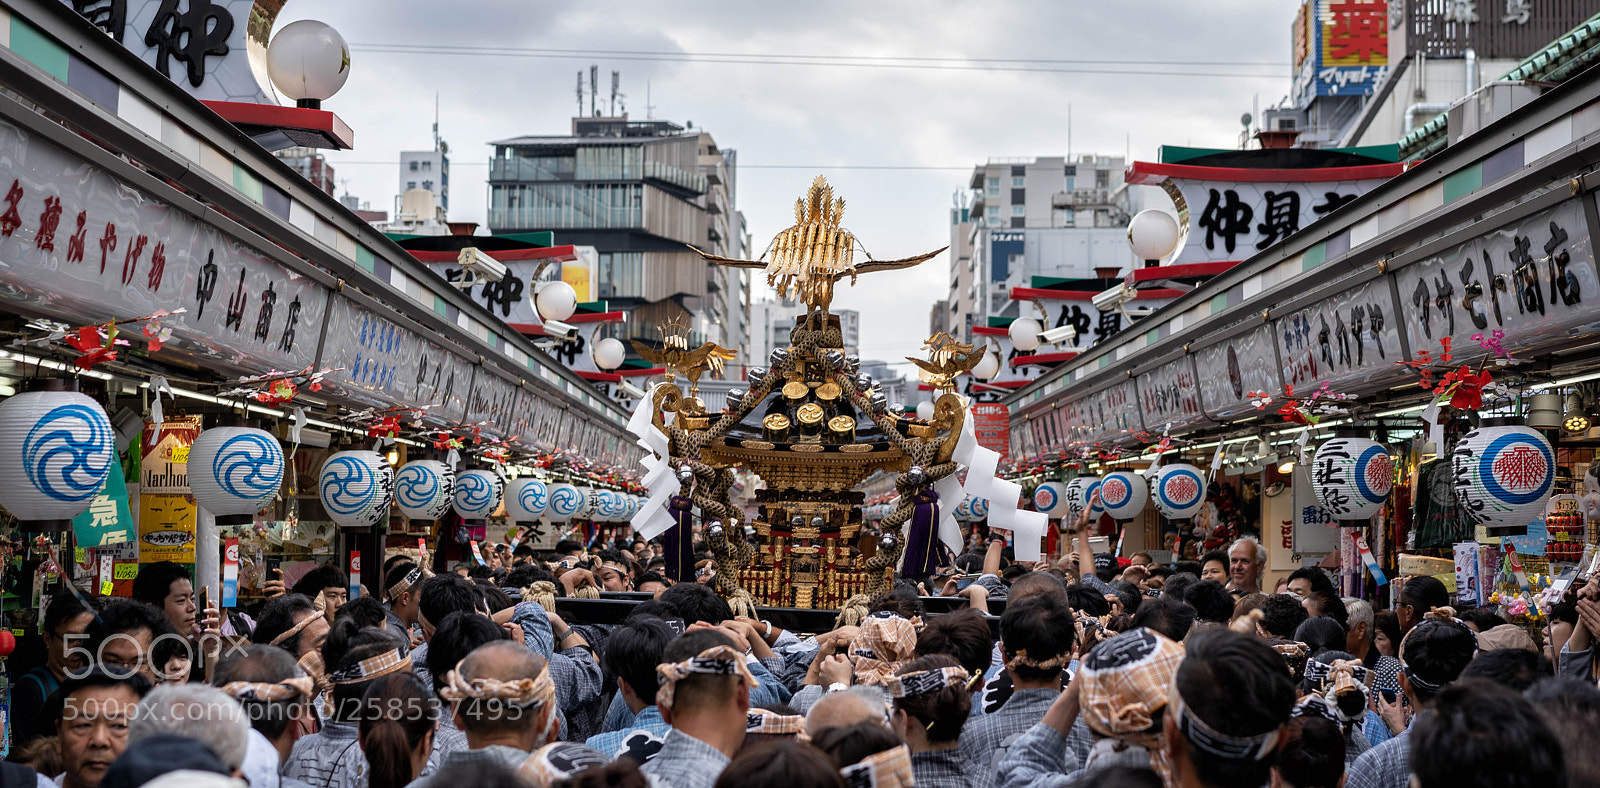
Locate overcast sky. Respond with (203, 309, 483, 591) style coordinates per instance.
(280, 1, 1292, 369)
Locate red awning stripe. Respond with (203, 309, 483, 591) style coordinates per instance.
(1009, 286, 1187, 301)
(404, 245, 579, 263)
(1125, 160, 1406, 185)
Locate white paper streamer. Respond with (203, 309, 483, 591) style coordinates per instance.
(148, 375, 173, 425)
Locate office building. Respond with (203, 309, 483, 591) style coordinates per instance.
(400, 148, 449, 216)
(487, 116, 749, 350)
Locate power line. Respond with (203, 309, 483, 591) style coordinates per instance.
(329, 161, 974, 171)
(348, 42, 1286, 79)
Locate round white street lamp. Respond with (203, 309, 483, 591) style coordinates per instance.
(1008, 317, 1042, 352)
(534, 280, 578, 322)
(266, 20, 351, 109)
(593, 337, 627, 371)
(1126, 209, 1182, 266)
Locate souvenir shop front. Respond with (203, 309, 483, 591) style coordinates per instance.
(0, 0, 638, 642)
(1003, 54, 1600, 619)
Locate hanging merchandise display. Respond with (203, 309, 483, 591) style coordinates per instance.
(394, 460, 455, 521)
(0, 384, 116, 529)
(1033, 481, 1071, 519)
(317, 450, 395, 529)
(452, 469, 504, 522)
(1452, 425, 1555, 538)
(506, 477, 549, 522)
(1152, 464, 1208, 521)
(1100, 471, 1149, 521)
(1310, 436, 1394, 522)
(187, 426, 285, 525)
(546, 483, 585, 523)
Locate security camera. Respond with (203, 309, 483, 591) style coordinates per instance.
(1091, 284, 1134, 312)
(618, 380, 646, 399)
(1121, 305, 1155, 320)
(541, 319, 579, 341)
(455, 247, 506, 286)
(1038, 325, 1077, 346)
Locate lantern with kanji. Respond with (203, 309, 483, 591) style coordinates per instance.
(1152, 464, 1207, 521)
(0, 384, 116, 530)
(954, 497, 974, 522)
(1064, 476, 1102, 520)
(507, 477, 548, 523)
(1452, 425, 1554, 538)
(318, 451, 394, 529)
(1100, 471, 1149, 522)
(1311, 437, 1393, 522)
(189, 426, 285, 525)
(1033, 481, 1072, 518)
(453, 469, 504, 522)
(394, 460, 454, 521)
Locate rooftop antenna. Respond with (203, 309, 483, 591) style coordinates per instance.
(609, 70, 621, 116)
(646, 80, 655, 120)
(589, 65, 599, 118)
(432, 92, 440, 152)
(1067, 103, 1072, 162)
(576, 71, 584, 117)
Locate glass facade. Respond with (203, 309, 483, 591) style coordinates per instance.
(596, 252, 645, 299)
(488, 182, 643, 230)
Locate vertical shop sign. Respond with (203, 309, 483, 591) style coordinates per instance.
(139, 417, 201, 565)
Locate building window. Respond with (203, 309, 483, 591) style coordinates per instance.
(986, 177, 999, 188)
(1011, 205, 1025, 215)
(987, 188, 999, 198)
(1064, 165, 1077, 177)
(986, 205, 998, 217)
(1010, 217, 1025, 228)
(1011, 166, 1025, 177)
(1011, 188, 1025, 204)
(409, 161, 418, 171)
(1012, 177, 1025, 187)
(1096, 169, 1110, 188)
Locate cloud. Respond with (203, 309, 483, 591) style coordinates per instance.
(279, 0, 1289, 370)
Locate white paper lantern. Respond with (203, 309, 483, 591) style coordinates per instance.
(954, 497, 973, 522)
(394, 460, 454, 521)
(1033, 481, 1072, 518)
(577, 486, 602, 519)
(1151, 464, 1207, 520)
(189, 426, 284, 522)
(318, 450, 394, 529)
(593, 338, 627, 371)
(1311, 437, 1393, 521)
(535, 281, 578, 322)
(547, 483, 586, 523)
(1008, 317, 1042, 352)
(453, 469, 504, 521)
(1099, 471, 1149, 521)
(0, 389, 116, 526)
(1064, 476, 1102, 520)
(506, 477, 548, 522)
(1452, 425, 1554, 537)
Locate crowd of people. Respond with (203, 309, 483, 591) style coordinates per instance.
(3, 504, 1593, 788)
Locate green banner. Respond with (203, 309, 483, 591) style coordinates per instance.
(72, 463, 134, 547)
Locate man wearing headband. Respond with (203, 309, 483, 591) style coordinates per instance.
(1344, 617, 1477, 788)
(593, 549, 635, 592)
(960, 594, 1076, 788)
(1001, 627, 1185, 788)
(383, 561, 426, 655)
(642, 630, 756, 788)
(887, 656, 972, 788)
(409, 641, 558, 786)
(586, 617, 676, 758)
(252, 594, 330, 661)
(1164, 630, 1294, 788)
(214, 645, 317, 788)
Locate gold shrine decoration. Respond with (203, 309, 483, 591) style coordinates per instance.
(691, 175, 947, 313)
(630, 315, 737, 399)
(907, 332, 983, 391)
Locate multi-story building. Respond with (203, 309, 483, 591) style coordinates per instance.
(400, 149, 449, 216)
(950, 155, 1141, 338)
(749, 299, 858, 370)
(274, 147, 335, 196)
(486, 116, 749, 349)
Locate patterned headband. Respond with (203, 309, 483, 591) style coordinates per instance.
(386, 567, 423, 600)
(1170, 677, 1281, 762)
(297, 651, 327, 693)
(745, 708, 807, 738)
(1006, 648, 1074, 672)
(1292, 694, 1343, 725)
(328, 649, 412, 686)
(655, 645, 759, 711)
(221, 676, 315, 703)
(883, 666, 970, 699)
(270, 605, 325, 647)
(440, 667, 555, 711)
(840, 744, 914, 788)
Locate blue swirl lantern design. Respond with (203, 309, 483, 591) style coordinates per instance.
(189, 426, 285, 524)
(1152, 464, 1207, 521)
(453, 469, 504, 522)
(971, 497, 991, 520)
(395, 460, 454, 521)
(546, 483, 585, 524)
(1032, 481, 1071, 518)
(318, 450, 394, 529)
(507, 477, 549, 522)
(1100, 471, 1149, 522)
(0, 389, 115, 527)
(954, 497, 974, 522)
